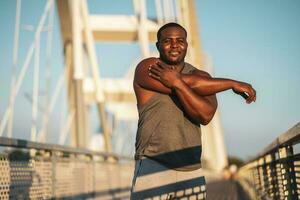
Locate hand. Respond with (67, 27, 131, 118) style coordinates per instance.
(148, 62, 182, 88)
(232, 81, 256, 103)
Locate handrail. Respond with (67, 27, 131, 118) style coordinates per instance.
(238, 122, 300, 200)
(251, 122, 300, 160)
(0, 136, 132, 161)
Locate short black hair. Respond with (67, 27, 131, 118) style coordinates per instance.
(157, 22, 187, 41)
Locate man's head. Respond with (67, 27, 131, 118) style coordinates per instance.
(156, 23, 188, 65)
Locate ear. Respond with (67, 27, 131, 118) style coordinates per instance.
(156, 42, 159, 50)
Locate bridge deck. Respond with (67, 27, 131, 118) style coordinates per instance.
(206, 179, 251, 200)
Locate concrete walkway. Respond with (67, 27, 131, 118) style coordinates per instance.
(206, 179, 252, 200)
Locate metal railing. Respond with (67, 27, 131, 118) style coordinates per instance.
(0, 137, 134, 199)
(239, 122, 300, 200)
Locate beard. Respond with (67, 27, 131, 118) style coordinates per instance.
(159, 52, 186, 65)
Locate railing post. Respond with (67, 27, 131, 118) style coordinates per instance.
(279, 146, 298, 200)
(252, 161, 260, 198)
(261, 156, 268, 195)
(269, 153, 279, 199)
(271, 152, 280, 199)
(51, 150, 58, 199)
(256, 158, 265, 198)
(264, 154, 271, 197)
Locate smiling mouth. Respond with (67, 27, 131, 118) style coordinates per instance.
(169, 51, 180, 56)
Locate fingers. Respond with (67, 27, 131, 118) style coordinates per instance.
(147, 64, 163, 81)
(250, 88, 256, 103)
(154, 62, 165, 70)
(149, 61, 174, 73)
(148, 65, 162, 76)
(148, 72, 160, 80)
(236, 83, 256, 104)
(246, 86, 256, 104)
(238, 91, 251, 104)
(148, 62, 175, 77)
(149, 64, 162, 73)
(240, 92, 249, 100)
(156, 61, 168, 69)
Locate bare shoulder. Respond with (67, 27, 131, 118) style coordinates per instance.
(135, 57, 158, 72)
(134, 57, 158, 85)
(193, 69, 212, 77)
(134, 57, 171, 95)
(185, 62, 212, 78)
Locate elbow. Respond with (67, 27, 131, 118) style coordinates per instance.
(198, 106, 217, 126)
(199, 114, 213, 125)
(190, 111, 213, 125)
(201, 119, 210, 126)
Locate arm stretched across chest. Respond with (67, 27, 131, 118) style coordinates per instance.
(134, 58, 256, 125)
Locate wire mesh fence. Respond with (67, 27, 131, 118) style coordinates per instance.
(0, 137, 134, 199)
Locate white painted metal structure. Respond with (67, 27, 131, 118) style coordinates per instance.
(0, 0, 56, 141)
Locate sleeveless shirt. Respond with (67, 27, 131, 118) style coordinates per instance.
(135, 63, 202, 171)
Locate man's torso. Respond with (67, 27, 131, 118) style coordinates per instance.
(134, 61, 202, 171)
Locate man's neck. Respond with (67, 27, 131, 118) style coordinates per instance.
(171, 61, 185, 72)
(159, 58, 185, 72)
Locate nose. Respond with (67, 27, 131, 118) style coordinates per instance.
(170, 40, 178, 48)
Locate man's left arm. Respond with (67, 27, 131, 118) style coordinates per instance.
(149, 63, 256, 125)
(150, 63, 256, 104)
(181, 70, 256, 104)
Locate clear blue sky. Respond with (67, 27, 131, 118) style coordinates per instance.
(0, 0, 299, 160)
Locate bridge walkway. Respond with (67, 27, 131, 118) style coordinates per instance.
(207, 179, 251, 200)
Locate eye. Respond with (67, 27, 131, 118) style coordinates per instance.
(178, 39, 185, 44)
(163, 39, 171, 44)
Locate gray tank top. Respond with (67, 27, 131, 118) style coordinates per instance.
(135, 63, 202, 171)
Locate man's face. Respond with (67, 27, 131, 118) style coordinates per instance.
(156, 27, 188, 65)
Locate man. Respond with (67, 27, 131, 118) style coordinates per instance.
(131, 22, 256, 200)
